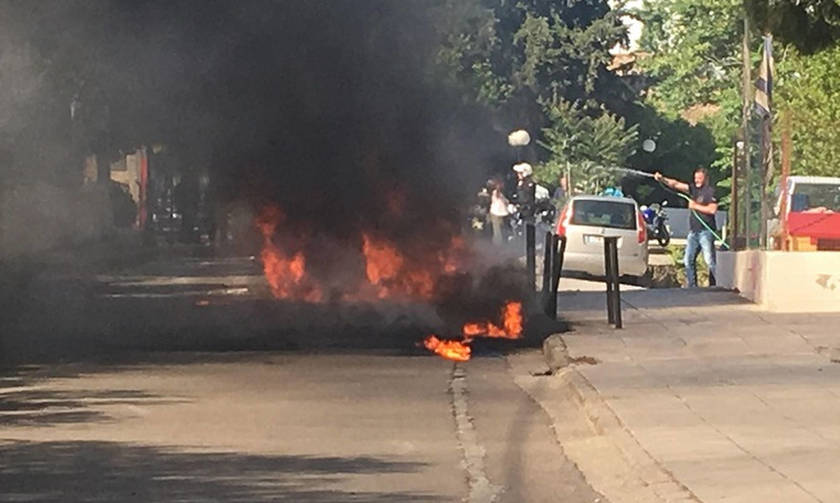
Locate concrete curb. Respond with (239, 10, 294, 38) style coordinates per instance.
(541, 334, 700, 503)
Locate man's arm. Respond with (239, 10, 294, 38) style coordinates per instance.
(654, 172, 689, 193)
(688, 200, 718, 215)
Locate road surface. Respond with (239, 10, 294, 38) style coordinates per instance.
(1, 251, 604, 503)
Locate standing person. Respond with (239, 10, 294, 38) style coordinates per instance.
(552, 175, 568, 208)
(488, 179, 510, 245)
(513, 162, 536, 223)
(654, 168, 718, 287)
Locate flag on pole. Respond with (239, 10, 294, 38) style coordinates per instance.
(754, 35, 774, 118)
(755, 34, 774, 249)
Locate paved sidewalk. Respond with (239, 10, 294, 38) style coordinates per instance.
(544, 286, 840, 503)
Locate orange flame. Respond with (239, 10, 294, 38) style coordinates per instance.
(256, 207, 467, 304)
(423, 301, 525, 362)
(362, 234, 404, 298)
(423, 335, 471, 362)
(361, 233, 438, 299)
(460, 301, 523, 340)
(258, 206, 323, 302)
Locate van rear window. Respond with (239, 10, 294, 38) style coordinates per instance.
(571, 200, 636, 230)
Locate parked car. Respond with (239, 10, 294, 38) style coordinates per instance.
(556, 195, 649, 278)
(770, 175, 840, 251)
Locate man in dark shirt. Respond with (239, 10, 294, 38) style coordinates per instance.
(654, 168, 718, 287)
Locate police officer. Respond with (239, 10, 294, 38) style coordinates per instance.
(513, 162, 536, 223)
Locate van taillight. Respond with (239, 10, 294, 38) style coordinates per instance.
(637, 209, 647, 243)
(556, 203, 572, 237)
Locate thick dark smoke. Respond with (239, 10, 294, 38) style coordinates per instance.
(1, 0, 506, 236)
(1, 1, 543, 360)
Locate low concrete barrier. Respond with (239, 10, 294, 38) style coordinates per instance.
(717, 250, 840, 312)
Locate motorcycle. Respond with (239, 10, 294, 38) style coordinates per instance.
(640, 201, 671, 247)
(508, 199, 556, 240)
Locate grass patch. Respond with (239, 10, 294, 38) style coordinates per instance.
(665, 243, 713, 287)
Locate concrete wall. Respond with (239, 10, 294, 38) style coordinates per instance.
(717, 250, 840, 312)
(0, 182, 112, 260)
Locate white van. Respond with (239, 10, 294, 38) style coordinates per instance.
(556, 195, 649, 278)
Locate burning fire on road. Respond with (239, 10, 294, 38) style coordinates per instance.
(255, 204, 528, 362)
(423, 300, 523, 362)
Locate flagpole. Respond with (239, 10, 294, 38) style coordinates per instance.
(741, 13, 752, 249)
(758, 35, 773, 250)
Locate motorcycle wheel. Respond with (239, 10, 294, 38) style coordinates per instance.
(656, 224, 670, 247)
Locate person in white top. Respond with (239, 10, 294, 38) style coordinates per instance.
(488, 179, 510, 245)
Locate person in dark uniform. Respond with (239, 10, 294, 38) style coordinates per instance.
(655, 168, 718, 287)
(513, 162, 536, 224)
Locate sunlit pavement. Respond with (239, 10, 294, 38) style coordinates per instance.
(0, 252, 604, 503)
(542, 286, 840, 503)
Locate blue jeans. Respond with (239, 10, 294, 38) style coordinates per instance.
(684, 230, 716, 288)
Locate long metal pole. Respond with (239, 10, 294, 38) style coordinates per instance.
(759, 34, 774, 250)
(542, 231, 553, 314)
(526, 223, 536, 292)
(550, 235, 565, 319)
(730, 135, 740, 249)
(742, 13, 753, 249)
(610, 239, 622, 329)
(604, 239, 615, 324)
(779, 110, 792, 250)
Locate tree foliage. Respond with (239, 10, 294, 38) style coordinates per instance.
(747, 0, 840, 53)
(536, 99, 639, 194)
(637, 0, 840, 184)
(775, 44, 840, 176)
(435, 0, 644, 191)
(436, 0, 628, 110)
(635, 0, 744, 172)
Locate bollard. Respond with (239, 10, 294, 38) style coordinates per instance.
(525, 223, 536, 292)
(542, 231, 553, 316)
(549, 235, 565, 320)
(610, 238, 622, 328)
(603, 239, 615, 324)
(603, 236, 622, 329)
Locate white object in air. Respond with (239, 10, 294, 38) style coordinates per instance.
(642, 139, 656, 152)
(508, 129, 531, 146)
(512, 162, 533, 176)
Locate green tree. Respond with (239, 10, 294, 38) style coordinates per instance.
(536, 99, 639, 194)
(436, 0, 628, 111)
(747, 0, 840, 53)
(775, 44, 840, 177)
(635, 0, 744, 181)
(637, 0, 840, 184)
(435, 0, 649, 192)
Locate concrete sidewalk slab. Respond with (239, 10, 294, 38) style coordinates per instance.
(539, 287, 840, 503)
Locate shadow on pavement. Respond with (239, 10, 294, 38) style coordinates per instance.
(557, 286, 749, 314)
(0, 387, 190, 428)
(0, 440, 439, 502)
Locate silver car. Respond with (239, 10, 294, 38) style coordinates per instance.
(556, 195, 649, 278)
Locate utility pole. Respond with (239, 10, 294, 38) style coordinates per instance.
(741, 12, 752, 249)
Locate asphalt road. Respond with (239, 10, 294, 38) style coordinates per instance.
(0, 251, 604, 502)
